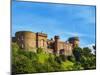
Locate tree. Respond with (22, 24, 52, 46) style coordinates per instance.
(72, 62, 84, 70)
(82, 47, 91, 56)
(80, 47, 96, 69)
(93, 45, 96, 55)
(73, 47, 83, 62)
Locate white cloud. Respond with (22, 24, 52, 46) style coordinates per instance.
(81, 43, 95, 54)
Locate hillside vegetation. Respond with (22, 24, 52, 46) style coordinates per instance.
(12, 43, 96, 74)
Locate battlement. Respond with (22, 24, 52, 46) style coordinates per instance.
(36, 32, 47, 37)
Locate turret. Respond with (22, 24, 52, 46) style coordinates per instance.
(36, 32, 47, 49)
(54, 35, 59, 42)
(68, 37, 79, 48)
(54, 35, 60, 54)
(15, 31, 36, 52)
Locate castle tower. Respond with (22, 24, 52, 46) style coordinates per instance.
(68, 37, 79, 48)
(15, 31, 36, 52)
(54, 35, 60, 55)
(36, 32, 47, 49)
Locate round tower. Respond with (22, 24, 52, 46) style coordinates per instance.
(15, 31, 36, 52)
(68, 37, 79, 48)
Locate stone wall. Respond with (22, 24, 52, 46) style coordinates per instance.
(54, 41, 73, 56)
(36, 32, 47, 48)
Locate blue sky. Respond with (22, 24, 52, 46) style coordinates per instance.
(12, 1, 96, 47)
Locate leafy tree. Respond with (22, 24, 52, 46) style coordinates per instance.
(82, 47, 91, 56)
(80, 47, 96, 69)
(93, 45, 96, 50)
(73, 47, 83, 62)
(68, 37, 79, 42)
(72, 62, 83, 70)
(92, 45, 96, 55)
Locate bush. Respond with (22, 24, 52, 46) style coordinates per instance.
(37, 48, 44, 53)
(67, 56, 76, 62)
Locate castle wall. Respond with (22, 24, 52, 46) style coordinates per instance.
(65, 44, 73, 56)
(56, 42, 73, 56)
(54, 36, 59, 55)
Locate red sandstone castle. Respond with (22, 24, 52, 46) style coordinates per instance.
(12, 31, 79, 56)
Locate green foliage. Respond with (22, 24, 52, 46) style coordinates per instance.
(12, 43, 96, 74)
(37, 47, 44, 53)
(13, 55, 36, 74)
(60, 60, 74, 71)
(37, 53, 49, 64)
(72, 62, 84, 70)
(73, 47, 96, 70)
(60, 55, 67, 62)
(82, 47, 91, 56)
(81, 47, 96, 69)
(67, 55, 76, 62)
(73, 47, 83, 61)
(12, 43, 19, 56)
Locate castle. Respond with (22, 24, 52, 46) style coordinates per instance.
(12, 31, 79, 56)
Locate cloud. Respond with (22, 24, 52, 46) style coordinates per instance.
(81, 43, 96, 54)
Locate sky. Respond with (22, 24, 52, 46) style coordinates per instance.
(12, 0, 96, 47)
